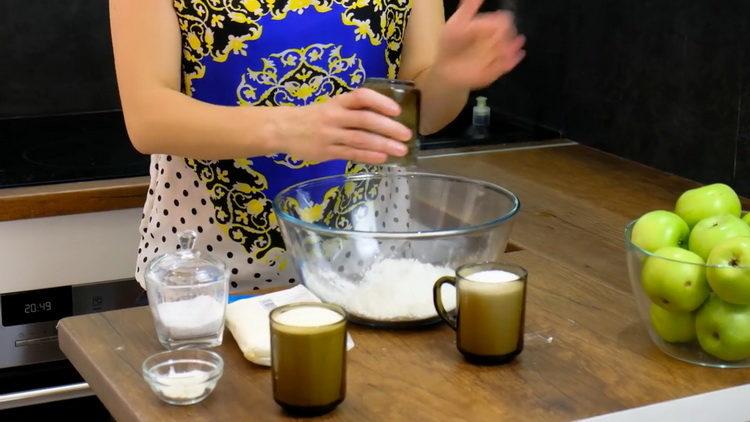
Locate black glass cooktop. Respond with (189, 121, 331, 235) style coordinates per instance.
(422, 108, 562, 150)
(0, 108, 559, 189)
(0, 111, 150, 188)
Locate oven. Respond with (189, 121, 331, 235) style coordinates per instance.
(0, 0, 150, 415)
(0, 207, 146, 416)
(0, 280, 142, 412)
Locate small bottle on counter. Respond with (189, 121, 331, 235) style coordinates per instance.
(466, 96, 491, 141)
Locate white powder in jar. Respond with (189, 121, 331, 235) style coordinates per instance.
(156, 295, 224, 338)
(304, 258, 456, 322)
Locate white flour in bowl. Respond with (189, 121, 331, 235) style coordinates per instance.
(304, 258, 456, 322)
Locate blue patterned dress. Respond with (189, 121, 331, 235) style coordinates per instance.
(135, 0, 413, 291)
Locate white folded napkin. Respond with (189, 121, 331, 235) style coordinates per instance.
(225, 285, 354, 366)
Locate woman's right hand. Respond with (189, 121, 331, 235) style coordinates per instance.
(276, 88, 413, 164)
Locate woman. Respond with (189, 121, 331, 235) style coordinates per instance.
(110, 0, 525, 291)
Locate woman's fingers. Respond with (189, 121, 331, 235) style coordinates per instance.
(508, 34, 527, 51)
(488, 48, 526, 78)
(451, 0, 485, 25)
(338, 88, 401, 117)
(337, 129, 409, 156)
(481, 28, 508, 57)
(296, 88, 416, 163)
(464, 43, 525, 88)
(328, 145, 389, 165)
(449, 12, 521, 67)
(341, 109, 412, 142)
(497, 35, 526, 67)
(481, 31, 525, 65)
(463, 11, 516, 41)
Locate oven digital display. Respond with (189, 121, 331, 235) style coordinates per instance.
(1, 286, 73, 327)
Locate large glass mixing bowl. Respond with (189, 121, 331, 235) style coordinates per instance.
(273, 172, 520, 327)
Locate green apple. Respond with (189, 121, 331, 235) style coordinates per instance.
(641, 247, 709, 312)
(707, 237, 750, 305)
(696, 293, 750, 361)
(675, 183, 741, 228)
(631, 210, 689, 253)
(688, 215, 750, 260)
(743, 212, 750, 225)
(649, 303, 696, 343)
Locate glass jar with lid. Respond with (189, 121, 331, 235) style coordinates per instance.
(144, 230, 229, 349)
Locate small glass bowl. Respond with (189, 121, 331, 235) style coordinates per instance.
(142, 349, 224, 405)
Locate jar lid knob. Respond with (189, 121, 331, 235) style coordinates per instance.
(178, 230, 197, 251)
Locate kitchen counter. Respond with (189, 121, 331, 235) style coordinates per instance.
(0, 176, 148, 222)
(57, 145, 750, 420)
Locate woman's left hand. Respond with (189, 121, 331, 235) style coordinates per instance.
(433, 0, 526, 90)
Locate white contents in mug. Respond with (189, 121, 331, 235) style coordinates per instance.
(465, 270, 519, 283)
(275, 306, 344, 327)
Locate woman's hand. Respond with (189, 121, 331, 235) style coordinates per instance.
(276, 88, 412, 165)
(398, 0, 526, 134)
(433, 0, 526, 90)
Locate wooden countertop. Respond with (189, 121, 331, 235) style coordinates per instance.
(58, 145, 750, 420)
(0, 176, 149, 221)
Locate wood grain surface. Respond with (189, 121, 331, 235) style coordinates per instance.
(0, 177, 148, 221)
(58, 249, 750, 421)
(57, 145, 750, 420)
(420, 146, 750, 292)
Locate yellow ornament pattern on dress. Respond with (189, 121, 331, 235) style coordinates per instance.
(186, 42, 378, 262)
(185, 156, 287, 266)
(236, 43, 366, 106)
(339, 0, 411, 77)
(173, 0, 410, 268)
(173, 0, 411, 92)
(266, 153, 316, 169)
(237, 43, 365, 169)
(277, 162, 381, 230)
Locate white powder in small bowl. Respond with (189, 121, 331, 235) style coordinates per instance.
(154, 368, 211, 401)
(304, 258, 456, 322)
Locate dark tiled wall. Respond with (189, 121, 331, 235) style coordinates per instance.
(735, 1, 750, 195)
(0, 0, 120, 117)
(484, 0, 750, 195)
(483, 0, 567, 131)
(5, 0, 748, 194)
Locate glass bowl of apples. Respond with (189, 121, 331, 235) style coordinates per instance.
(626, 183, 750, 368)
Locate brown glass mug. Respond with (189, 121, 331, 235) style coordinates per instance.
(362, 78, 420, 167)
(270, 302, 347, 416)
(433, 263, 527, 364)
